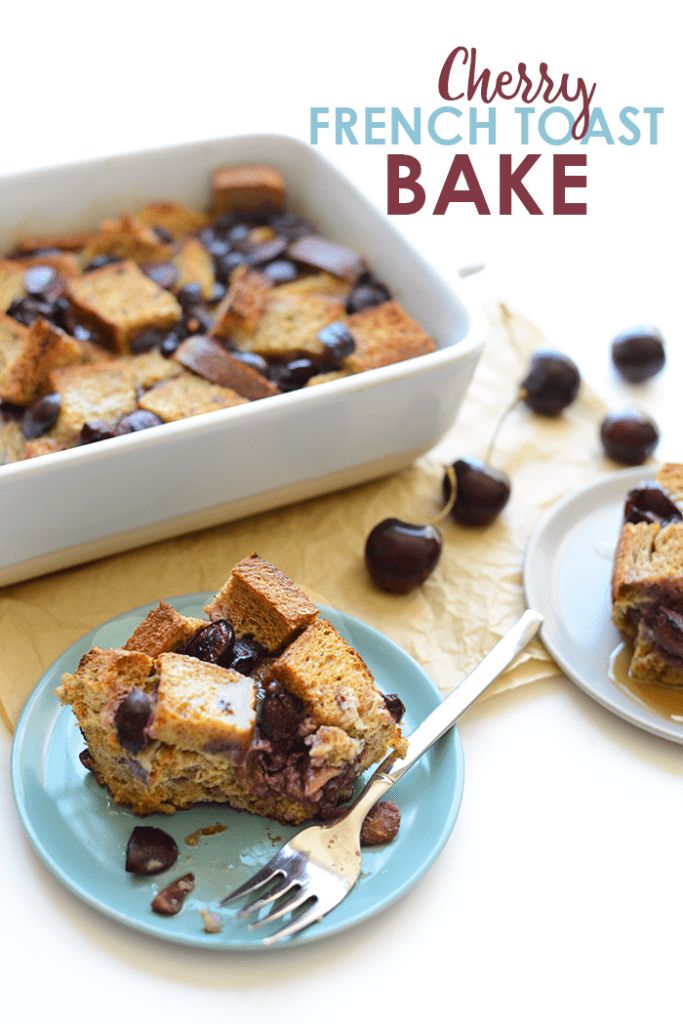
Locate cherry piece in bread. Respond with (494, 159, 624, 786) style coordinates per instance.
(114, 687, 152, 754)
(151, 873, 195, 916)
(125, 826, 178, 875)
(21, 393, 60, 439)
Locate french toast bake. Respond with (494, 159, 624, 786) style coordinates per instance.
(55, 555, 407, 824)
(611, 463, 683, 686)
(0, 164, 435, 464)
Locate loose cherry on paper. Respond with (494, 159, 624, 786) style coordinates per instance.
(436, 348, 579, 528)
(519, 349, 581, 417)
(611, 326, 666, 384)
(600, 408, 660, 465)
(364, 467, 457, 594)
(442, 457, 512, 528)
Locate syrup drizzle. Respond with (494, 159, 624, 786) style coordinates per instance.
(608, 642, 683, 723)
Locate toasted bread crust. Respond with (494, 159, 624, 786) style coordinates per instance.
(205, 553, 319, 650)
(65, 260, 182, 353)
(211, 164, 286, 216)
(137, 371, 248, 422)
(123, 601, 206, 657)
(344, 300, 436, 373)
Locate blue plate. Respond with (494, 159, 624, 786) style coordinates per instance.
(11, 596, 464, 949)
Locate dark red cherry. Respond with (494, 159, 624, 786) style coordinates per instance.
(652, 607, 683, 658)
(443, 458, 511, 527)
(365, 518, 442, 594)
(114, 687, 152, 753)
(600, 408, 659, 465)
(179, 620, 235, 666)
(21, 392, 61, 439)
(520, 349, 581, 416)
(125, 826, 178, 875)
(611, 326, 665, 383)
(151, 873, 195, 915)
(624, 484, 682, 525)
(230, 635, 268, 674)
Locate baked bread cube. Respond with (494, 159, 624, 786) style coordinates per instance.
(343, 300, 436, 373)
(211, 164, 286, 216)
(0, 415, 25, 464)
(47, 361, 138, 445)
(205, 553, 319, 651)
(265, 617, 408, 772)
(210, 267, 271, 340)
(134, 201, 209, 239)
(21, 437, 67, 460)
(222, 289, 346, 359)
(276, 271, 351, 299)
(0, 260, 26, 314)
(137, 371, 248, 422)
(122, 349, 183, 391)
(15, 251, 81, 279)
(0, 315, 30, 401)
(13, 229, 93, 254)
(65, 260, 182, 353)
(171, 237, 216, 300)
(123, 600, 207, 658)
(55, 645, 256, 816)
(657, 464, 683, 507)
(611, 464, 683, 686)
(151, 653, 257, 758)
(0, 317, 112, 406)
(79, 215, 171, 268)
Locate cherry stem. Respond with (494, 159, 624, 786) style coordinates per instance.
(484, 390, 524, 466)
(429, 465, 457, 526)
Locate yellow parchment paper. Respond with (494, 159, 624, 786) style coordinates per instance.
(0, 302, 611, 730)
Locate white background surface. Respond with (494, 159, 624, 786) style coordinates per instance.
(1, 2, 681, 1021)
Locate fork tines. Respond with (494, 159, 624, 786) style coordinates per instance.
(220, 846, 348, 944)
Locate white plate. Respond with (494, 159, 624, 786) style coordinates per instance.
(524, 467, 683, 745)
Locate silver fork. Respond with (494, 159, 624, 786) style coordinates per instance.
(220, 608, 543, 944)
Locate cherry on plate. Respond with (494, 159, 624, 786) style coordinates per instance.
(600, 408, 659, 465)
(443, 457, 511, 527)
(365, 518, 442, 594)
(520, 349, 581, 416)
(611, 326, 665, 383)
(125, 826, 178, 875)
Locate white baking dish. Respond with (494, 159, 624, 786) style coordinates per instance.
(0, 134, 485, 586)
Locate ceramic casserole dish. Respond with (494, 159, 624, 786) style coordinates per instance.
(0, 134, 485, 586)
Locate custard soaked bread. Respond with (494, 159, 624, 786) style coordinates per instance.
(56, 556, 407, 824)
(1, 162, 436, 464)
(611, 463, 683, 686)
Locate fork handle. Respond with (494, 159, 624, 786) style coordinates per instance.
(344, 609, 543, 824)
(388, 608, 543, 782)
